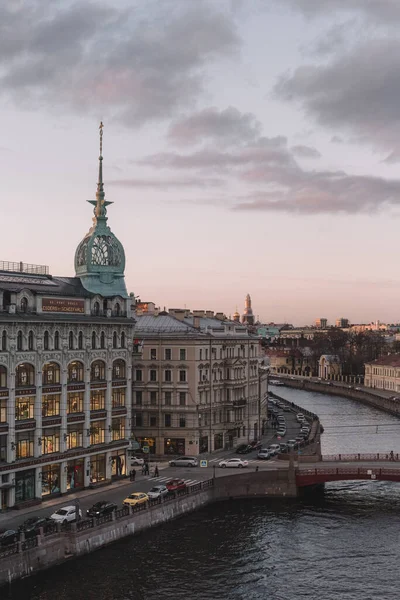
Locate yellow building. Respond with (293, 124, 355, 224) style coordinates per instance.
(364, 355, 400, 392)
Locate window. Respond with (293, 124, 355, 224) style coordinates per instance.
(121, 332, 125, 348)
(68, 361, 84, 383)
(67, 427, 83, 449)
(200, 349, 203, 360)
(134, 412, 143, 427)
(111, 418, 125, 441)
(93, 301, 100, 316)
(0, 398, 6, 423)
(42, 394, 60, 417)
(0, 366, 6, 388)
(28, 331, 34, 351)
(165, 370, 172, 382)
(67, 392, 83, 413)
(16, 432, 34, 459)
(164, 414, 171, 427)
(150, 348, 157, 360)
(90, 422, 105, 445)
(150, 391, 157, 406)
(42, 428, 60, 454)
(165, 392, 172, 406)
(91, 360, 105, 381)
(179, 392, 186, 406)
(135, 391, 142, 406)
(165, 349, 172, 360)
(16, 363, 35, 387)
(69, 331, 74, 350)
(1, 330, 6, 351)
(179, 415, 186, 428)
(78, 331, 83, 349)
(17, 330, 23, 351)
(100, 331, 105, 349)
(115, 303, 121, 316)
(54, 331, 60, 350)
(135, 369, 142, 382)
(15, 396, 34, 420)
(179, 370, 186, 383)
(113, 359, 125, 379)
(20, 297, 28, 313)
(92, 331, 96, 349)
(0, 435, 6, 462)
(90, 390, 105, 411)
(44, 331, 49, 350)
(42, 362, 60, 385)
(180, 349, 186, 361)
(112, 388, 126, 408)
(150, 416, 157, 427)
(113, 332, 117, 348)
(150, 369, 157, 382)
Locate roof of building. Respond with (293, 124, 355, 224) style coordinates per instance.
(0, 272, 92, 297)
(183, 316, 256, 338)
(366, 354, 400, 367)
(133, 313, 205, 338)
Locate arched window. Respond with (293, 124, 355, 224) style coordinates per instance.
(54, 331, 60, 350)
(0, 365, 7, 388)
(44, 331, 49, 350)
(1, 330, 7, 351)
(114, 303, 121, 317)
(68, 360, 84, 383)
(16, 363, 35, 387)
(42, 362, 60, 385)
(103, 299, 108, 314)
(20, 297, 28, 313)
(113, 332, 117, 349)
(17, 331, 23, 351)
(2, 291, 10, 311)
(91, 360, 105, 381)
(100, 331, 105, 349)
(93, 301, 100, 316)
(28, 331, 34, 351)
(121, 332, 125, 348)
(78, 331, 83, 350)
(113, 359, 126, 380)
(92, 331, 96, 349)
(69, 331, 74, 350)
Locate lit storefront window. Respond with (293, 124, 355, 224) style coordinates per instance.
(67, 392, 84, 413)
(111, 450, 126, 478)
(90, 454, 106, 483)
(41, 464, 60, 496)
(67, 458, 84, 490)
(164, 438, 185, 455)
(15, 396, 34, 420)
(16, 432, 34, 459)
(112, 388, 126, 408)
(42, 394, 60, 417)
(15, 469, 35, 504)
(42, 362, 60, 385)
(90, 390, 105, 411)
(135, 436, 156, 454)
(41, 428, 60, 454)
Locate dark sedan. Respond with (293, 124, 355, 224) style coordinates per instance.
(0, 529, 18, 547)
(86, 501, 118, 518)
(18, 517, 48, 538)
(235, 444, 252, 454)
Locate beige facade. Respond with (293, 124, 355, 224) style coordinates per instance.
(365, 355, 400, 392)
(131, 312, 266, 456)
(318, 355, 342, 379)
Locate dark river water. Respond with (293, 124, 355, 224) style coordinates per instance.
(5, 389, 400, 600)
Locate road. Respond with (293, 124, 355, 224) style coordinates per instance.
(0, 399, 306, 531)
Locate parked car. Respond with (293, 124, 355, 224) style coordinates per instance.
(250, 440, 262, 451)
(147, 485, 169, 500)
(279, 443, 288, 453)
(296, 413, 305, 423)
(123, 492, 149, 507)
(276, 402, 284, 409)
(0, 529, 18, 547)
(277, 416, 286, 424)
(257, 449, 271, 460)
(276, 428, 287, 437)
(18, 516, 49, 537)
(86, 501, 117, 518)
(219, 458, 248, 468)
(267, 444, 281, 456)
(168, 456, 198, 467)
(235, 444, 252, 454)
(130, 456, 145, 466)
(166, 479, 187, 492)
(283, 405, 291, 412)
(50, 506, 82, 524)
(287, 440, 297, 449)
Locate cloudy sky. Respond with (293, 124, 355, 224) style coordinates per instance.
(2, 0, 400, 325)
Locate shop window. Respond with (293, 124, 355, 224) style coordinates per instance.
(1, 330, 6, 351)
(67, 459, 84, 489)
(41, 464, 60, 496)
(150, 391, 157, 406)
(100, 331, 105, 349)
(112, 388, 125, 408)
(16, 363, 35, 387)
(54, 331, 60, 350)
(165, 392, 171, 406)
(42, 362, 60, 385)
(15, 469, 35, 503)
(68, 360, 84, 383)
(111, 451, 126, 477)
(180, 349, 186, 361)
(90, 390, 105, 411)
(69, 331, 74, 350)
(150, 369, 157, 382)
(44, 331, 49, 350)
(165, 348, 171, 360)
(113, 359, 126, 379)
(0, 366, 6, 388)
(179, 370, 186, 383)
(90, 454, 106, 483)
(0, 398, 6, 423)
(41, 428, 60, 454)
(179, 392, 186, 406)
(28, 331, 34, 351)
(16, 432, 34, 459)
(179, 415, 186, 428)
(165, 370, 172, 382)
(91, 360, 105, 381)
(164, 414, 171, 427)
(90, 423, 105, 445)
(17, 330, 23, 351)
(111, 418, 125, 441)
(135, 391, 142, 406)
(78, 331, 83, 349)
(164, 438, 185, 455)
(15, 396, 34, 420)
(67, 392, 84, 413)
(42, 394, 60, 417)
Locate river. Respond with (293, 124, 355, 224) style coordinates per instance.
(4, 388, 400, 600)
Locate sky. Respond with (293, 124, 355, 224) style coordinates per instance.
(2, 0, 400, 325)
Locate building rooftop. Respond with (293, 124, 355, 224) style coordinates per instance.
(0, 271, 93, 297)
(367, 354, 400, 367)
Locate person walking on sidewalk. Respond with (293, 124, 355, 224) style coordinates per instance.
(131, 468, 136, 481)
(154, 465, 159, 478)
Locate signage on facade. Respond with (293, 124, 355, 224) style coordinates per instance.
(42, 297, 85, 314)
(112, 380, 127, 387)
(90, 383, 107, 390)
(67, 383, 85, 392)
(42, 385, 61, 394)
(15, 388, 36, 396)
(0, 390, 8, 398)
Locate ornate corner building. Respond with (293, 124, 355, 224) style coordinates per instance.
(0, 126, 134, 509)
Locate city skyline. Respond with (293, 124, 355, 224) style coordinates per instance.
(2, 1, 400, 324)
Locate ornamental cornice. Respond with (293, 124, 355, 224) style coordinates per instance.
(42, 352, 63, 363)
(0, 355, 9, 366)
(90, 350, 107, 360)
(16, 353, 36, 363)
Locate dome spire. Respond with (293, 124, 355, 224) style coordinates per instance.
(89, 121, 112, 221)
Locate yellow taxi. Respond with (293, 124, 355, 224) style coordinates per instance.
(123, 492, 149, 507)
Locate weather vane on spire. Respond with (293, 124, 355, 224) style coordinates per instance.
(99, 121, 104, 157)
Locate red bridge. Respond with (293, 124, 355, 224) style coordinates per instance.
(296, 454, 400, 487)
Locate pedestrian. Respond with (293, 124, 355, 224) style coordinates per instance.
(132, 468, 136, 481)
(154, 465, 159, 478)
(390, 450, 394, 461)
(129, 469, 133, 482)
(141, 464, 146, 475)
(146, 463, 150, 475)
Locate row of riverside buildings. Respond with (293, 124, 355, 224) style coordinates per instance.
(0, 128, 266, 510)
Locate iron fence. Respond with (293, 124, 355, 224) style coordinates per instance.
(0, 543, 19, 560)
(21, 537, 38, 551)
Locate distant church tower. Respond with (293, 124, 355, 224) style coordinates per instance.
(232, 307, 240, 323)
(242, 293, 254, 325)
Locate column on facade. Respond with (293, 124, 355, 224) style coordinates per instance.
(35, 466, 42, 500)
(105, 450, 112, 480)
(84, 455, 91, 488)
(105, 366, 112, 444)
(34, 370, 43, 458)
(60, 460, 68, 494)
(83, 367, 91, 449)
(60, 367, 68, 452)
(7, 370, 16, 463)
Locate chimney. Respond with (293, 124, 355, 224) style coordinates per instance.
(169, 308, 185, 321)
(193, 316, 200, 329)
(215, 312, 225, 321)
(205, 310, 214, 318)
(193, 310, 205, 318)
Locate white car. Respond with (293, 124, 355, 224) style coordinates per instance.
(218, 458, 248, 468)
(268, 444, 281, 455)
(131, 456, 145, 466)
(147, 485, 169, 500)
(296, 413, 305, 423)
(50, 505, 82, 524)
